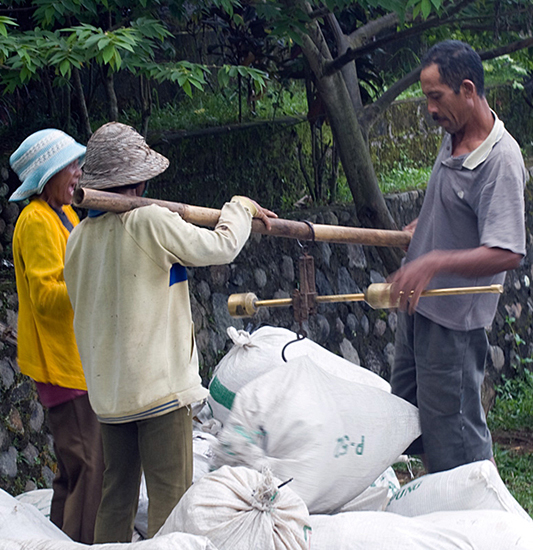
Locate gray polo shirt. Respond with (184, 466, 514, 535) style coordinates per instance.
(406, 113, 526, 331)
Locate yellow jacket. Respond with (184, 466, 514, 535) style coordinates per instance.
(13, 199, 86, 390)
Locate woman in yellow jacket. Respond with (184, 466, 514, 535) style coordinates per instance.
(10, 129, 104, 544)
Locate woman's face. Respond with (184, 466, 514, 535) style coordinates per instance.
(41, 159, 82, 208)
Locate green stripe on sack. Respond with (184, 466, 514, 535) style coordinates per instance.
(209, 376, 236, 410)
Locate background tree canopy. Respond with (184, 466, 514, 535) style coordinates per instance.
(1, 0, 533, 269)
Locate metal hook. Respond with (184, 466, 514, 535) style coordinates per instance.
(281, 329, 307, 362)
(296, 220, 315, 251)
(302, 220, 316, 242)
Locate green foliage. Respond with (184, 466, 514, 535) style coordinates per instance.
(503, 315, 533, 373)
(32, 0, 101, 27)
(335, 173, 353, 204)
(123, 79, 305, 130)
(378, 164, 431, 194)
(0, 16, 17, 40)
(218, 65, 268, 94)
(483, 55, 530, 91)
(65, 23, 142, 72)
(148, 122, 308, 212)
(423, 0, 444, 18)
(336, 158, 431, 200)
(488, 369, 533, 431)
(397, 82, 423, 100)
(0, 1, 268, 100)
(492, 445, 533, 516)
(254, 82, 308, 118)
(142, 61, 210, 98)
(487, 335, 533, 516)
(253, 0, 445, 46)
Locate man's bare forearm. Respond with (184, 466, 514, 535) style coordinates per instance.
(389, 246, 522, 313)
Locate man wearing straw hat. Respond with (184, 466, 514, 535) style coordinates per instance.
(64, 121, 276, 542)
(9, 129, 104, 544)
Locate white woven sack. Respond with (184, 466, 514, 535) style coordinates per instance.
(0, 488, 69, 541)
(386, 459, 532, 523)
(0, 532, 219, 550)
(309, 509, 533, 550)
(156, 465, 311, 550)
(337, 467, 400, 512)
(208, 326, 390, 425)
(422, 510, 533, 549)
(191, 432, 218, 483)
(213, 356, 420, 514)
(310, 511, 465, 549)
(15, 489, 53, 519)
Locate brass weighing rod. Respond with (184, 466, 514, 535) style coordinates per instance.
(73, 188, 411, 248)
(228, 283, 504, 318)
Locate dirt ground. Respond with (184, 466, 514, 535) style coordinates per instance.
(395, 428, 533, 485)
(492, 428, 533, 455)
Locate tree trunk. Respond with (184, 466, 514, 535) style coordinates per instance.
(72, 68, 92, 139)
(294, 6, 403, 272)
(41, 69, 57, 121)
(104, 68, 119, 121)
(140, 75, 152, 138)
(313, 68, 403, 272)
(326, 13, 363, 113)
(62, 84, 71, 132)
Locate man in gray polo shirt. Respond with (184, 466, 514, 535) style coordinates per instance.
(389, 40, 526, 473)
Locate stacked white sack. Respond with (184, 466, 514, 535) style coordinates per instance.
(156, 465, 312, 550)
(15, 488, 53, 519)
(309, 509, 533, 550)
(385, 459, 532, 523)
(212, 355, 420, 514)
(338, 466, 400, 512)
(0, 488, 69, 541)
(0, 532, 219, 550)
(208, 326, 390, 424)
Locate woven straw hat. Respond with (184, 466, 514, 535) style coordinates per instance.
(9, 129, 86, 202)
(80, 122, 169, 189)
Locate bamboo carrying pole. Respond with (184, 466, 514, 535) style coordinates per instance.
(73, 188, 411, 248)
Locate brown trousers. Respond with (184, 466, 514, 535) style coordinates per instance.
(47, 393, 104, 544)
(95, 406, 193, 543)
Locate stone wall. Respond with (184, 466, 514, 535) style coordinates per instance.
(0, 174, 57, 495)
(0, 183, 423, 492)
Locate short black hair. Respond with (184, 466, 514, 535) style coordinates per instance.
(421, 40, 485, 97)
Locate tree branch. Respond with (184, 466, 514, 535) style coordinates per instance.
(149, 116, 305, 146)
(308, 7, 330, 20)
(348, 12, 399, 48)
(361, 67, 421, 132)
(326, 0, 477, 76)
(478, 36, 533, 61)
(459, 24, 529, 33)
(326, 12, 363, 111)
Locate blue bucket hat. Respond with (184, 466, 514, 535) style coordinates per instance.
(9, 129, 86, 202)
